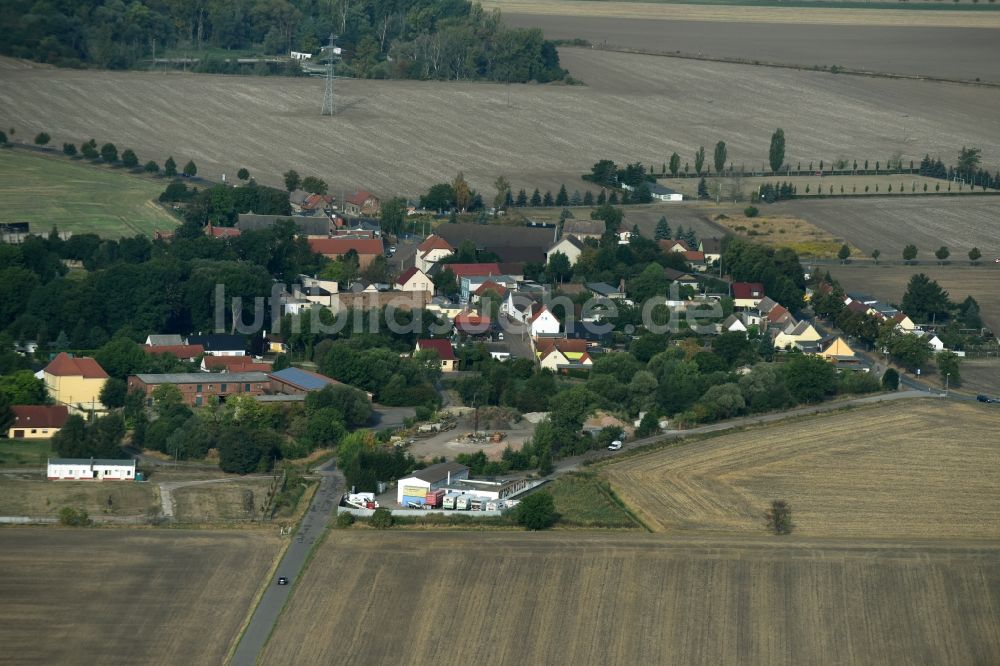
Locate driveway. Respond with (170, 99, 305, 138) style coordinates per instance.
(228, 461, 343, 666)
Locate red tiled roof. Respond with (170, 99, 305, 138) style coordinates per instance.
(395, 266, 423, 285)
(418, 235, 454, 253)
(659, 239, 690, 252)
(308, 237, 384, 256)
(454, 312, 491, 333)
(732, 282, 765, 300)
(417, 339, 456, 361)
(683, 250, 706, 262)
(11, 405, 69, 430)
(446, 263, 501, 278)
(474, 280, 507, 297)
(346, 190, 377, 206)
(535, 338, 587, 355)
(303, 194, 334, 209)
(767, 305, 790, 323)
(847, 300, 870, 314)
(528, 303, 551, 323)
(210, 226, 241, 238)
(202, 356, 273, 372)
(143, 344, 205, 360)
(44, 352, 109, 379)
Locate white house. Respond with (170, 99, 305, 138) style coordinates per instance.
(415, 235, 455, 272)
(394, 267, 434, 295)
(649, 183, 683, 202)
(48, 458, 136, 481)
(720, 314, 747, 334)
(529, 304, 561, 337)
(546, 235, 584, 266)
(927, 334, 945, 352)
(396, 462, 469, 505)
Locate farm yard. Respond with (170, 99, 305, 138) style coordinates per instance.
(1, 46, 998, 200)
(0, 529, 281, 665)
(499, 9, 1000, 82)
(261, 530, 1000, 665)
(603, 400, 1000, 538)
(0, 149, 179, 237)
(826, 263, 1000, 332)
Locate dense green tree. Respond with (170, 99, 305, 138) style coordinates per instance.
(53, 413, 126, 459)
(0, 370, 48, 405)
(968, 247, 982, 265)
(164, 156, 177, 177)
(99, 378, 127, 409)
(901, 273, 950, 323)
(62, 142, 77, 156)
(713, 141, 727, 174)
(301, 176, 327, 194)
(237, 168, 250, 181)
(956, 146, 981, 178)
(936, 351, 962, 388)
(379, 197, 407, 235)
(100, 143, 118, 163)
(902, 244, 918, 263)
(668, 152, 681, 177)
(555, 184, 568, 206)
(182, 160, 197, 177)
(694, 146, 706, 174)
(514, 491, 557, 529)
(837, 244, 851, 263)
(784, 354, 836, 403)
(144, 160, 159, 173)
(654, 216, 671, 240)
(697, 177, 708, 199)
(421, 183, 455, 211)
(935, 246, 950, 264)
(881, 368, 900, 391)
(769, 128, 785, 172)
(34, 132, 50, 146)
(121, 149, 138, 168)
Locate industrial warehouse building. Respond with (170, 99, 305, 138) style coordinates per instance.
(396, 462, 469, 505)
(47, 458, 136, 481)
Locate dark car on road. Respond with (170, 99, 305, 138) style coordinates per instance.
(277, 576, 289, 585)
(976, 395, 993, 403)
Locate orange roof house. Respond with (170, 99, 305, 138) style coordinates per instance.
(344, 190, 381, 216)
(43, 353, 109, 413)
(308, 237, 384, 269)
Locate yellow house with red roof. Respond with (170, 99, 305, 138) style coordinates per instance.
(43, 352, 109, 413)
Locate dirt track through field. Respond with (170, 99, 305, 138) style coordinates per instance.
(604, 400, 1000, 538)
(261, 530, 1000, 665)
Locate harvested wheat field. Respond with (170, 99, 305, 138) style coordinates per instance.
(604, 400, 1000, 538)
(488, 1, 1000, 28)
(1, 48, 998, 199)
(500, 8, 1000, 81)
(826, 263, 1000, 332)
(0, 528, 281, 665)
(774, 196, 1000, 258)
(261, 531, 1000, 665)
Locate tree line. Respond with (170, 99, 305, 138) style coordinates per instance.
(0, 1, 565, 83)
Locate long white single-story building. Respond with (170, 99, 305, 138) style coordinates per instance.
(396, 461, 469, 505)
(48, 458, 136, 481)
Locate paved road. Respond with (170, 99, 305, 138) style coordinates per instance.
(229, 461, 342, 666)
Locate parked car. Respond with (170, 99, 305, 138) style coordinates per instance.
(277, 576, 289, 585)
(607, 440, 623, 451)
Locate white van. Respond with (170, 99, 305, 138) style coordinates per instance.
(607, 440, 623, 451)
